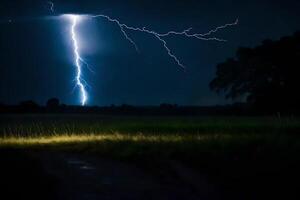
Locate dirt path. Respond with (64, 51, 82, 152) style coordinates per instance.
(33, 152, 219, 200)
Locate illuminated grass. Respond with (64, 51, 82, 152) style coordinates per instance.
(0, 131, 282, 160)
(0, 131, 251, 159)
(0, 133, 231, 147)
(0, 115, 299, 159)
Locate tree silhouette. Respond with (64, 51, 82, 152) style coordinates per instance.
(20, 100, 39, 108)
(46, 98, 60, 109)
(210, 32, 300, 112)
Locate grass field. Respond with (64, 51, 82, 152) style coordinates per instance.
(1, 114, 299, 156)
(1, 114, 300, 199)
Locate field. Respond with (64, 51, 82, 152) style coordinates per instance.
(1, 114, 300, 199)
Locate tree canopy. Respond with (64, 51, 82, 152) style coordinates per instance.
(210, 32, 300, 112)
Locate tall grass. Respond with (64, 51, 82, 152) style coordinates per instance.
(1, 114, 299, 137)
(1, 114, 299, 160)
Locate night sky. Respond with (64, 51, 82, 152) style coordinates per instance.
(0, 0, 300, 106)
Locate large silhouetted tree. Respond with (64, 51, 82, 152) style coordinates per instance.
(210, 32, 300, 112)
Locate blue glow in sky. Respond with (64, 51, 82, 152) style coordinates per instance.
(0, 0, 300, 106)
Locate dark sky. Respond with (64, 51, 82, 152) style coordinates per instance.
(0, 0, 300, 106)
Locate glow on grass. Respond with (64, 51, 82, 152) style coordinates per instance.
(0, 134, 219, 147)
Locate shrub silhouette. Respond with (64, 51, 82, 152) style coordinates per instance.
(46, 98, 60, 109)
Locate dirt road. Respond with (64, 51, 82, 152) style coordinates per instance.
(36, 152, 218, 200)
(0, 149, 219, 199)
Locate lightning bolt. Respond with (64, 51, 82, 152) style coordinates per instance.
(92, 14, 238, 70)
(63, 14, 237, 106)
(2, 2, 238, 106)
(70, 15, 88, 106)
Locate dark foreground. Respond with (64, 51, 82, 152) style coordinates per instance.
(1, 149, 218, 200)
(1, 148, 299, 200)
(1, 115, 300, 199)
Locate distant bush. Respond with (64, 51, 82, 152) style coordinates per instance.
(46, 98, 60, 109)
(20, 100, 39, 108)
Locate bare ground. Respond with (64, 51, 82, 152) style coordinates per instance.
(10, 151, 220, 200)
